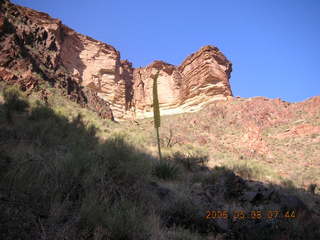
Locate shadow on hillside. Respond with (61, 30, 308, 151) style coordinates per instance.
(0, 95, 157, 239)
(0, 92, 319, 240)
(189, 164, 320, 239)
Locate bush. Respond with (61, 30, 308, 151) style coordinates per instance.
(281, 179, 295, 189)
(29, 104, 55, 121)
(0, 97, 155, 239)
(94, 134, 152, 194)
(2, 86, 29, 122)
(79, 198, 151, 240)
(103, 200, 151, 240)
(227, 159, 273, 181)
(3, 86, 28, 111)
(152, 160, 180, 180)
(196, 166, 230, 185)
(161, 196, 214, 234)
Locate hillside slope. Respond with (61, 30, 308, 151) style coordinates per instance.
(0, 84, 319, 239)
(1, 1, 320, 239)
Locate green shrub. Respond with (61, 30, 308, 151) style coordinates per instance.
(103, 200, 151, 240)
(152, 160, 180, 180)
(99, 135, 152, 184)
(29, 104, 55, 121)
(3, 86, 28, 110)
(194, 166, 230, 185)
(0, 97, 155, 238)
(161, 196, 214, 234)
(2, 86, 29, 122)
(80, 198, 151, 240)
(226, 159, 274, 181)
(281, 179, 295, 189)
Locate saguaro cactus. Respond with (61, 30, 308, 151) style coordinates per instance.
(152, 70, 162, 161)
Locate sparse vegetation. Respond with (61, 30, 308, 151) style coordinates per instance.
(2, 85, 29, 123)
(0, 84, 319, 239)
(226, 158, 278, 181)
(152, 159, 180, 180)
(172, 150, 209, 171)
(160, 195, 214, 234)
(0, 87, 154, 239)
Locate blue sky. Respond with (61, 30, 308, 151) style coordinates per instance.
(12, 0, 320, 102)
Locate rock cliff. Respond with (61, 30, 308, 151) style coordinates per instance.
(0, 0, 233, 120)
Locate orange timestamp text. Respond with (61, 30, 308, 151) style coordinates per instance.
(205, 210, 296, 220)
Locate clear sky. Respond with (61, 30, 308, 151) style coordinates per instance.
(12, 0, 320, 102)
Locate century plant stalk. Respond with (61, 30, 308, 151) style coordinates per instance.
(152, 70, 162, 161)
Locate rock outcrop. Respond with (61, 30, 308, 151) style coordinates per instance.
(0, 0, 233, 120)
(132, 46, 232, 118)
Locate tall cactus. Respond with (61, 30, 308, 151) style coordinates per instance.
(152, 70, 162, 161)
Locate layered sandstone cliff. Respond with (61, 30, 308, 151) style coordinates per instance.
(0, 0, 233, 120)
(132, 46, 232, 119)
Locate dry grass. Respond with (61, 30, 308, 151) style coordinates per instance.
(1, 82, 319, 190)
(1, 83, 319, 239)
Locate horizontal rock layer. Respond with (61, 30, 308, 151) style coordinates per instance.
(0, 0, 233, 120)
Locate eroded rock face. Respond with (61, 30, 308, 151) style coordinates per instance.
(132, 46, 233, 119)
(0, 0, 233, 120)
(0, 0, 113, 118)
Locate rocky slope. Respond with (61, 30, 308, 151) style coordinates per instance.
(150, 95, 320, 191)
(0, 0, 232, 120)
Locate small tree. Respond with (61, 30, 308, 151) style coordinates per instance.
(152, 70, 162, 161)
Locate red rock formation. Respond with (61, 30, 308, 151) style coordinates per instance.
(132, 46, 233, 119)
(0, 0, 233, 120)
